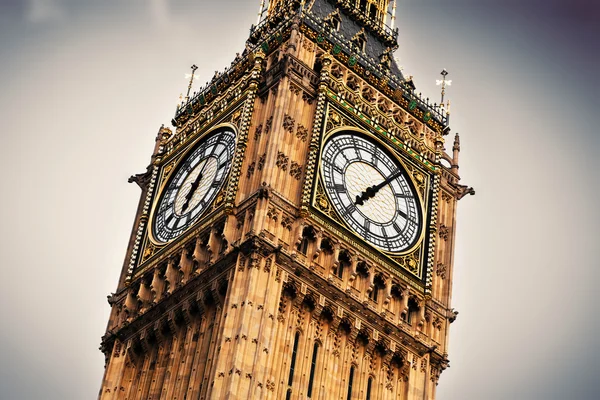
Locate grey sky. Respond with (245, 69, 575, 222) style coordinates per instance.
(0, 1, 598, 399)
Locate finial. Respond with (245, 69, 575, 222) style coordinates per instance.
(436, 69, 452, 104)
(453, 132, 460, 152)
(185, 64, 198, 102)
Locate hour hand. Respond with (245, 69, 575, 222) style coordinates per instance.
(181, 171, 203, 212)
(355, 185, 377, 205)
(355, 170, 403, 205)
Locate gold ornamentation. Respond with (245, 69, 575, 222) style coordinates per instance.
(230, 109, 242, 127)
(403, 163, 427, 198)
(389, 248, 422, 274)
(163, 161, 176, 179)
(314, 178, 344, 225)
(326, 109, 346, 132)
(142, 242, 157, 262)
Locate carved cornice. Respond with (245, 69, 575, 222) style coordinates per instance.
(272, 247, 434, 365)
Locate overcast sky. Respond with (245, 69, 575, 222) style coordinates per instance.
(0, 1, 598, 399)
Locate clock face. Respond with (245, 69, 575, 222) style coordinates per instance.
(320, 132, 422, 253)
(152, 128, 236, 243)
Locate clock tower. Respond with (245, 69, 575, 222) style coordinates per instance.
(99, 1, 472, 399)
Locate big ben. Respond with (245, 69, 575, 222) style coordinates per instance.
(99, 0, 472, 398)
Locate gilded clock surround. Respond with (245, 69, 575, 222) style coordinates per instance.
(149, 125, 237, 244)
(100, 2, 471, 399)
(312, 121, 431, 280)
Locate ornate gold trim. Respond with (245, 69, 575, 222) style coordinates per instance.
(147, 122, 239, 246)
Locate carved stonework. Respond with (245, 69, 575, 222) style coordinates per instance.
(436, 263, 447, 279)
(254, 124, 263, 141)
(421, 357, 428, 373)
(289, 85, 301, 96)
(257, 153, 266, 171)
(246, 161, 256, 178)
(264, 258, 272, 273)
(439, 224, 449, 241)
(296, 124, 309, 141)
(267, 206, 279, 221)
(441, 191, 452, 203)
(281, 215, 293, 230)
(276, 152, 289, 171)
(289, 161, 303, 180)
(302, 38, 314, 53)
(102, 12, 467, 400)
(283, 114, 295, 133)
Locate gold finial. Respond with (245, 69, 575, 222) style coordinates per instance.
(436, 69, 452, 104)
(185, 64, 198, 102)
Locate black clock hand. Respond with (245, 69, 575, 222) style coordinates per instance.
(355, 169, 404, 205)
(181, 168, 204, 213)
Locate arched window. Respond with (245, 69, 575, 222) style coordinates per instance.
(347, 366, 355, 400)
(366, 376, 373, 400)
(286, 332, 301, 400)
(407, 298, 419, 325)
(307, 342, 319, 397)
(337, 250, 351, 279)
(369, 274, 385, 303)
(298, 226, 316, 255)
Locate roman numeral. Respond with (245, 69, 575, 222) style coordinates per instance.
(398, 209, 409, 220)
(343, 203, 356, 216)
(334, 184, 345, 193)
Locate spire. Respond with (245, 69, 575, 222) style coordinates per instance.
(452, 132, 460, 174)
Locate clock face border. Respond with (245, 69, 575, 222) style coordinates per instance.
(148, 124, 237, 245)
(311, 103, 436, 281)
(319, 130, 425, 254)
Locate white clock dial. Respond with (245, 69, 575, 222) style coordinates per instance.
(153, 128, 236, 243)
(321, 132, 422, 253)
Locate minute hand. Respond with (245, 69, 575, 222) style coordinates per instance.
(355, 169, 404, 205)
